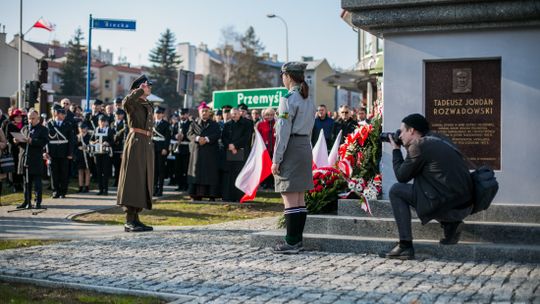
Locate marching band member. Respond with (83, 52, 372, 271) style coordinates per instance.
(91, 115, 114, 195)
(112, 109, 128, 187)
(175, 108, 191, 191)
(152, 106, 170, 197)
(75, 122, 92, 193)
(46, 105, 75, 199)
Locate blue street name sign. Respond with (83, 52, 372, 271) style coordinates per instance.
(93, 19, 136, 30)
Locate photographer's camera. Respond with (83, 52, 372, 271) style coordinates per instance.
(380, 129, 403, 145)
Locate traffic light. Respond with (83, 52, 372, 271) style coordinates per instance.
(24, 80, 40, 109)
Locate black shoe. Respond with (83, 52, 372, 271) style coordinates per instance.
(77, 187, 83, 193)
(96, 191, 103, 195)
(440, 221, 464, 245)
(59, 194, 66, 199)
(134, 220, 153, 231)
(35, 203, 42, 209)
(124, 222, 145, 232)
(84, 186, 90, 193)
(52, 193, 60, 199)
(382, 243, 415, 260)
(16, 202, 31, 209)
(272, 241, 303, 254)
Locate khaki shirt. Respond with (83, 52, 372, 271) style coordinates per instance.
(273, 87, 316, 164)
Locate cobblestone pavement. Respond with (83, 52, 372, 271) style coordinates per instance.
(1, 219, 538, 304)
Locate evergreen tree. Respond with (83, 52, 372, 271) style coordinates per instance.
(59, 28, 86, 96)
(230, 26, 271, 89)
(198, 75, 223, 102)
(148, 29, 182, 107)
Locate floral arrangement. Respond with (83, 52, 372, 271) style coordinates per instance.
(305, 114, 383, 215)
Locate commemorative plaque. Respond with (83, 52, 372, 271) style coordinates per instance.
(425, 59, 501, 169)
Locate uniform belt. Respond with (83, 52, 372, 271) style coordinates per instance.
(130, 128, 152, 137)
(49, 140, 69, 144)
(170, 140, 178, 144)
(180, 142, 189, 145)
(290, 134, 308, 137)
(152, 137, 165, 141)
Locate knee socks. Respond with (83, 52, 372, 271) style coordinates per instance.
(284, 206, 307, 245)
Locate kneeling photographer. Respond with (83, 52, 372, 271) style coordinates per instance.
(382, 113, 473, 260)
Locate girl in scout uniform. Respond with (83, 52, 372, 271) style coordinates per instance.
(272, 62, 317, 254)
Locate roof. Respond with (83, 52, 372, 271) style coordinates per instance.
(114, 65, 143, 74)
(27, 40, 70, 58)
(305, 59, 325, 70)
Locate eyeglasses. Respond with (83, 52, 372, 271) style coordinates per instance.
(340, 112, 349, 114)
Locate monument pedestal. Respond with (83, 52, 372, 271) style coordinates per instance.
(251, 200, 540, 263)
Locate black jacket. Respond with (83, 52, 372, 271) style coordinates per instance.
(47, 120, 75, 158)
(392, 133, 473, 224)
(176, 119, 191, 155)
(332, 118, 357, 143)
(19, 124, 48, 176)
(91, 127, 115, 149)
(222, 117, 253, 160)
(153, 119, 171, 153)
(112, 119, 128, 153)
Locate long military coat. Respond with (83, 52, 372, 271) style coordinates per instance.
(187, 118, 221, 186)
(116, 88, 155, 209)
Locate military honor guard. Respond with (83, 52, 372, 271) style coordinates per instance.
(91, 115, 114, 195)
(75, 122, 92, 193)
(221, 108, 253, 202)
(15, 110, 49, 209)
(152, 106, 171, 197)
(187, 102, 221, 201)
(117, 74, 155, 232)
(174, 108, 191, 191)
(112, 109, 128, 187)
(46, 105, 75, 199)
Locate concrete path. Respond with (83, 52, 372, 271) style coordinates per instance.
(0, 186, 180, 240)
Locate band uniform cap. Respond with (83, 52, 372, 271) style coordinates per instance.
(93, 99, 104, 106)
(115, 109, 126, 116)
(281, 61, 308, 73)
(78, 122, 89, 129)
(98, 114, 109, 122)
(154, 106, 165, 114)
(402, 113, 430, 134)
(130, 74, 153, 90)
(115, 97, 123, 104)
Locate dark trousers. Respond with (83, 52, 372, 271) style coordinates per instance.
(154, 153, 167, 192)
(175, 153, 189, 190)
(112, 152, 122, 186)
(123, 206, 142, 223)
(95, 154, 111, 193)
(23, 171, 43, 204)
(51, 157, 69, 195)
(222, 160, 245, 202)
(389, 183, 471, 241)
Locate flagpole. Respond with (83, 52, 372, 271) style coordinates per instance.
(18, 0, 23, 109)
(85, 14, 92, 113)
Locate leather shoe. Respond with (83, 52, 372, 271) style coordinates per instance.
(440, 221, 464, 245)
(381, 243, 415, 260)
(124, 222, 145, 232)
(16, 202, 31, 209)
(135, 220, 153, 231)
(52, 193, 60, 199)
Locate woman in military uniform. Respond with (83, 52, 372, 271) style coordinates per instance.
(271, 62, 316, 254)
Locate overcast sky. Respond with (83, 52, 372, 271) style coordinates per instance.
(2, 0, 358, 70)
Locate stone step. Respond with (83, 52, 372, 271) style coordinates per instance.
(338, 199, 540, 223)
(304, 215, 540, 245)
(250, 230, 540, 263)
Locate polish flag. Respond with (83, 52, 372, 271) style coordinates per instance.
(328, 130, 342, 166)
(235, 129, 272, 203)
(33, 18, 55, 31)
(312, 129, 329, 169)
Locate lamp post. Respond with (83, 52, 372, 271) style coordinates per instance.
(266, 14, 288, 62)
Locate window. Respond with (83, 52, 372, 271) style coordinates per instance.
(53, 73, 62, 84)
(105, 79, 111, 89)
(117, 75, 124, 85)
(377, 37, 384, 53)
(306, 75, 313, 86)
(363, 31, 372, 57)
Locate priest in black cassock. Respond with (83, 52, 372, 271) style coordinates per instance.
(187, 102, 221, 201)
(221, 108, 253, 202)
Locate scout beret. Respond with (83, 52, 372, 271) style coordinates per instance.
(98, 114, 109, 122)
(402, 113, 430, 134)
(130, 74, 153, 90)
(281, 61, 307, 74)
(154, 106, 165, 114)
(115, 109, 126, 115)
(93, 99, 104, 106)
(198, 102, 209, 110)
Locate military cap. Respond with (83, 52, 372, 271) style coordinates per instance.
(53, 104, 66, 114)
(130, 74, 153, 90)
(238, 103, 248, 111)
(93, 99, 104, 106)
(78, 122, 89, 129)
(180, 108, 189, 115)
(115, 109, 126, 116)
(115, 97, 123, 104)
(281, 61, 308, 74)
(154, 106, 165, 114)
(98, 114, 108, 122)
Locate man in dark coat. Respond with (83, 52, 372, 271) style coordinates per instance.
(112, 109, 128, 187)
(15, 110, 48, 209)
(383, 113, 473, 260)
(117, 75, 155, 232)
(152, 106, 171, 197)
(187, 103, 221, 200)
(332, 105, 357, 144)
(46, 106, 75, 198)
(221, 108, 253, 202)
(173, 108, 191, 191)
(312, 104, 334, 149)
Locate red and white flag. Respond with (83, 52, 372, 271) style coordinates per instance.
(235, 129, 272, 203)
(312, 129, 329, 169)
(328, 130, 342, 166)
(33, 18, 55, 31)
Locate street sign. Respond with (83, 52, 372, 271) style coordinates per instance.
(93, 18, 136, 30)
(213, 87, 288, 109)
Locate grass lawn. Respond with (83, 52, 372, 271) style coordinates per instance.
(0, 239, 66, 251)
(73, 191, 283, 226)
(0, 281, 165, 304)
(0, 180, 99, 206)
